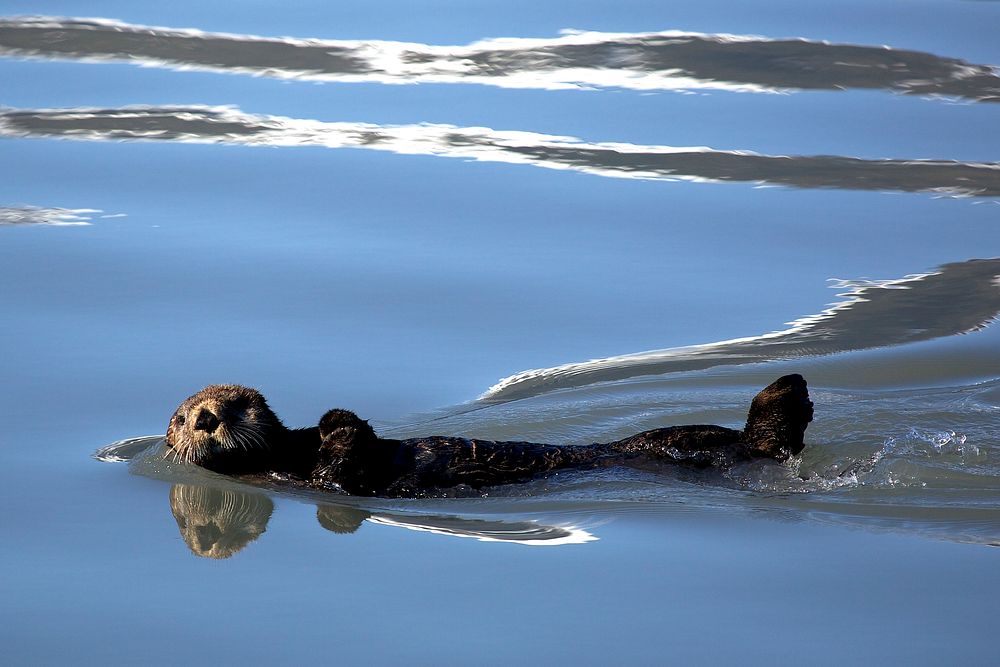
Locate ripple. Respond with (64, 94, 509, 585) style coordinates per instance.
(93, 435, 164, 462)
(2, 17, 999, 101)
(484, 259, 1000, 400)
(3, 105, 999, 198)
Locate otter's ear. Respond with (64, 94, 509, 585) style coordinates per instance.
(165, 415, 177, 446)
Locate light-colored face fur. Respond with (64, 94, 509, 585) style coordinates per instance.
(165, 384, 280, 465)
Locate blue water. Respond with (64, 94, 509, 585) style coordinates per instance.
(3, 2, 1000, 663)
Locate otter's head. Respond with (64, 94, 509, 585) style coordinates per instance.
(165, 384, 285, 472)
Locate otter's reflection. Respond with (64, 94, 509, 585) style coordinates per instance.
(169, 484, 273, 559)
(3, 105, 999, 197)
(315, 504, 370, 534)
(2, 17, 998, 102)
(168, 483, 596, 558)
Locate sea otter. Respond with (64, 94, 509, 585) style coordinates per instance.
(165, 374, 813, 497)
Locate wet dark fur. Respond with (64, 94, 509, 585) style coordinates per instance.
(165, 375, 813, 498)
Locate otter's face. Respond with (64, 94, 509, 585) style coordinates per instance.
(165, 385, 282, 469)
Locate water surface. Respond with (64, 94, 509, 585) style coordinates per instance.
(3, 2, 1000, 664)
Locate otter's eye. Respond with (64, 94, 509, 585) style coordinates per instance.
(176, 414, 186, 425)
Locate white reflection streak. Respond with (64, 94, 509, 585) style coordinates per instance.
(0, 17, 784, 93)
(4, 17, 999, 101)
(0, 104, 801, 186)
(0, 204, 98, 226)
(94, 435, 165, 462)
(4, 105, 998, 196)
(480, 268, 972, 399)
(366, 515, 598, 546)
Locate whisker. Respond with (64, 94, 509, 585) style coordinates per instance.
(248, 428, 266, 451)
(233, 424, 266, 451)
(232, 430, 248, 452)
(224, 427, 246, 452)
(244, 426, 268, 451)
(232, 429, 249, 452)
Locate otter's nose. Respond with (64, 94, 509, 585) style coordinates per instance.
(193, 408, 221, 433)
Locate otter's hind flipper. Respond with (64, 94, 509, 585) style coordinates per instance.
(742, 374, 813, 461)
